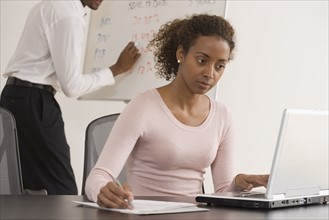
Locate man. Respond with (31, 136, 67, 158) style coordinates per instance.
(0, 0, 140, 195)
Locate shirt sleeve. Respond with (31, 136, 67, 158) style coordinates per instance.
(45, 16, 114, 97)
(85, 94, 148, 202)
(211, 106, 238, 193)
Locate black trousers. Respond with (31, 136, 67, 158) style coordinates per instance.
(0, 85, 78, 195)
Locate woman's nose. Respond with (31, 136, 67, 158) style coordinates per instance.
(203, 65, 215, 79)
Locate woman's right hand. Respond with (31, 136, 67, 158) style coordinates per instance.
(97, 181, 134, 209)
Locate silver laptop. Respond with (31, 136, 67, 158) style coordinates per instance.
(196, 108, 329, 209)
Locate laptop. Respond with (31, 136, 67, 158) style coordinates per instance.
(196, 108, 329, 209)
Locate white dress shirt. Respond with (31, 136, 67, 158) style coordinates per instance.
(4, 0, 114, 97)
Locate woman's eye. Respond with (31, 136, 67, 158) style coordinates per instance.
(197, 58, 206, 64)
(215, 64, 225, 71)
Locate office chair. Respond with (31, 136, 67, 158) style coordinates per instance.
(0, 107, 24, 195)
(0, 107, 47, 195)
(81, 113, 126, 195)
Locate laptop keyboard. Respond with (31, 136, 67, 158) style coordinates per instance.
(236, 192, 266, 198)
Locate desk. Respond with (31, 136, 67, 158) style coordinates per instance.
(1, 195, 328, 219)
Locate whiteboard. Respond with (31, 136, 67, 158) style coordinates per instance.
(79, 0, 227, 101)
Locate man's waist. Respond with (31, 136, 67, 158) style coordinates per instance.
(6, 77, 56, 95)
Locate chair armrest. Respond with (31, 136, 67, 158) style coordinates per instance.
(22, 189, 48, 195)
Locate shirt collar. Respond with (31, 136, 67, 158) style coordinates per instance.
(73, 0, 87, 17)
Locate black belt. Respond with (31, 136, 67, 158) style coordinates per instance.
(6, 77, 56, 95)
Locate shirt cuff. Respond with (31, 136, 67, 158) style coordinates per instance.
(97, 68, 115, 86)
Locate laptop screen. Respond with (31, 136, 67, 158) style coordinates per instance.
(266, 109, 328, 199)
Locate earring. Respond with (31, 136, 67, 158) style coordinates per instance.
(177, 59, 181, 64)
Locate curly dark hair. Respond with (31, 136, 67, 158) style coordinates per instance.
(148, 14, 236, 81)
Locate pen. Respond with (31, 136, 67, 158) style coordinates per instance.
(114, 178, 134, 208)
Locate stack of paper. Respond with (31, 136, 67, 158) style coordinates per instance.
(74, 199, 209, 215)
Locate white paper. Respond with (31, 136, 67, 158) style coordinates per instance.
(73, 199, 209, 215)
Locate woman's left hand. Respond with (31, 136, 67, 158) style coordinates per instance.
(234, 174, 269, 191)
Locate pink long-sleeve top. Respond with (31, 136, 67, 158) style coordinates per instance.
(85, 89, 237, 202)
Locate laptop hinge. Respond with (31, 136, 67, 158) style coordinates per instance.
(272, 194, 286, 200)
(319, 189, 328, 195)
(285, 187, 320, 197)
(272, 187, 322, 199)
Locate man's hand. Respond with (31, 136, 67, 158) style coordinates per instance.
(110, 41, 141, 76)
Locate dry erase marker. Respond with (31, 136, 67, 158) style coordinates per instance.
(114, 178, 134, 208)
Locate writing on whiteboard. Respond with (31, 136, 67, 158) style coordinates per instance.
(128, 0, 168, 10)
(81, 0, 226, 100)
(188, 0, 217, 7)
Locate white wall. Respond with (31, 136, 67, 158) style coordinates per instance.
(223, 0, 328, 175)
(1, 0, 328, 194)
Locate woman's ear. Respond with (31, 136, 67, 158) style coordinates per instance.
(176, 46, 185, 63)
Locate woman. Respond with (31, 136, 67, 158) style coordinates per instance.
(85, 14, 268, 209)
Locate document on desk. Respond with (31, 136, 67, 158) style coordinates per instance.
(73, 199, 209, 215)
